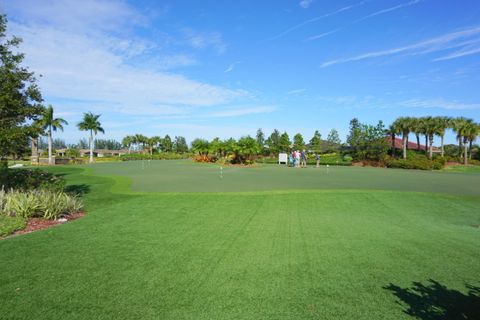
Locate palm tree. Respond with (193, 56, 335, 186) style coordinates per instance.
(392, 117, 413, 159)
(423, 116, 440, 159)
(77, 112, 104, 163)
(38, 105, 68, 165)
(452, 117, 468, 161)
(410, 117, 424, 151)
(435, 116, 452, 158)
(122, 135, 134, 154)
(386, 124, 399, 157)
(452, 118, 476, 165)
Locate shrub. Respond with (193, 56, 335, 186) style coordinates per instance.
(120, 153, 191, 161)
(385, 158, 444, 170)
(1, 169, 65, 191)
(1, 189, 83, 220)
(343, 155, 353, 162)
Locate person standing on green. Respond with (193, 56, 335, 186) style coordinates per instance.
(300, 150, 307, 168)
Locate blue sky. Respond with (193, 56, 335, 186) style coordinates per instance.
(2, 0, 480, 145)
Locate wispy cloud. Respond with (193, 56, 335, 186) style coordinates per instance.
(299, 0, 314, 9)
(225, 61, 241, 73)
(320, 26, 480, 67)
(209, 106, 276, 118)
(271, 1, 367, 40)
(399, 98, 480, 110)
(287, 88, 306, 95)
(308, 0, 423, 41)
(181, 28, 227, 54)
(433, 46, 480, 61)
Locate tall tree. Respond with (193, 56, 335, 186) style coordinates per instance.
(392, 117, 413, 159)
(162, 135, 173, 152)
(327, 129, 341, 145)
(174, 136, 188, 153)
(309, 130, 322, 152)
(256, 128, 265, 149)
(77, 112, 104, 163)
(266, 129, 280, 155)
(122, 135, 135, 153)
(293, 133, 305, 150)
(0, 15, 43, 169)
(38, 105, 68, 165)
(278, 132, 291, 152)
(435, 116, 452, 158)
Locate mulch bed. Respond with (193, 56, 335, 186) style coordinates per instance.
(12, 212, 85, 236)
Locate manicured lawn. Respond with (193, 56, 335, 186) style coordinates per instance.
(443, 164, 480, 174)
(0, 162, 479, 319)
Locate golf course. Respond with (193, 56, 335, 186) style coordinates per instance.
(1, 160, 479, 319)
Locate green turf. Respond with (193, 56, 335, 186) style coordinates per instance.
(91, 160, 480, 195)
(0, 163, 479, 319)
(443, 164, 480, 174)
(0, 215, 26, 237)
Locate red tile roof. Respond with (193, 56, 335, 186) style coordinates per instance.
(386, 136, 440, 152)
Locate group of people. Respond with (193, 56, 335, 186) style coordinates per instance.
(289, 150, 321, 168)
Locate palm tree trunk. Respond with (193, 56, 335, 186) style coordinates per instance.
(429, 135, 433, 159)
(31, 137, 39, 164)
(402, 135, 407, 159)
(469, 140, 473, 159)
(458, 137, 463, 160)
(48, 128, 53, 165)
(391, 133, 395, 157)
(441, 135, 445, 157)
(464, 138, 468, 165)
(416, 134, 420, 151)
(424, 135, 428, 156)
(89, 130, 94, 163)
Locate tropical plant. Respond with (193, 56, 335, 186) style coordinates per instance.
(37, 105, 68, 165)
(452, 118, 477, 165)
(435, 116, 452, 158)
(392, 117, 413, 159)
(122, 135, 135, 153)
(77, 112, 104, 163)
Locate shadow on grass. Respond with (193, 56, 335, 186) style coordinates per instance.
(64, 184, 91, 196)
(384, 279, 480, 319)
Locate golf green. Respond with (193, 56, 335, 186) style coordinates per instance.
(0, 161, 479, 319)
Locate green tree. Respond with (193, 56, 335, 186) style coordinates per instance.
(256, 128, 265, 149)
(278, 132, 291, 152)
(293, 133, 305, 150)
(236, 136, 260, 163)
(191, 138, 210, 156)
(37, 105, 68, 165)
(309, 130, 322, 152)
(0, 15, 43, 169)
(266, 129, 280, 155)
(327, 129, 341, 145)
(122, 135, 135, 153)
(162, 135, 173, 152)
(174, 136, 188, 153)
(392, 117, 413, 159)
(77, 112, 104, 163)
(209, 137, 224, 157)
(435, 116, 452, 158)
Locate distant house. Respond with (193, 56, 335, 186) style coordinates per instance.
(56, 149, 129, 157)
(385, 137, 441, 153)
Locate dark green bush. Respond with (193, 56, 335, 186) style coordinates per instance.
(0, 169, 65, 191)
(120, 153, 192, 161)
(386, 158, 444, 170)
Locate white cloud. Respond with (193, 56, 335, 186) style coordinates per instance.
(299, 0, 314, 9)
(209, 106, 276, 118)
(225, 61, 241, 73)
(2, 0, 248, 118)
(181, 28, 227, 54)
(287, 89, 306, 95)
(399, 98, 480, 110)
(434, 46, 480, 61)
(321, 26, 480, 67)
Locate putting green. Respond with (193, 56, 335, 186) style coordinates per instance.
(90, 160, 480, 195)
